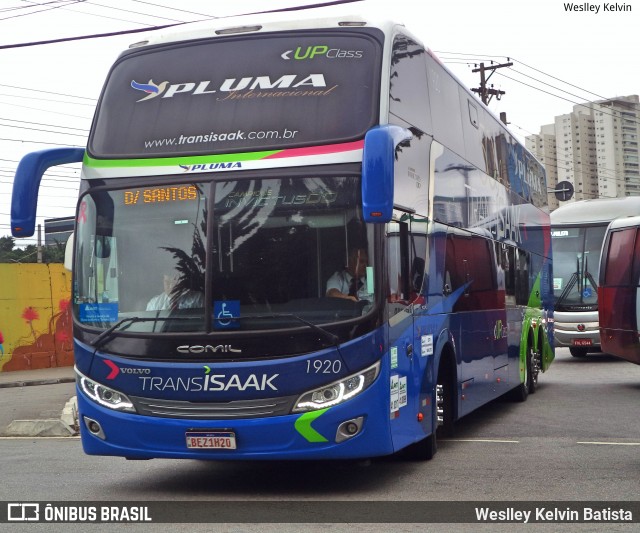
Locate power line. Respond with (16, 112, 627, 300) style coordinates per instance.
(1, 101, 93, 119)
(437, 54, 640, 133)
(0, 0, 365, 49)
(0, 83, 96, 101)
(52, 1, 161, 27)
(0, 92, 95, 107)
(129, 0, 212, 18)
(0, 123, 88, 138)
(493, 70, 640, 130)
(0, 22, 177, 50)
(0, 118, 89, 133)
(0, 136, 84, 147)
(85, 1, 184, 23)
(0, 0, 71, 13)
(0, 0, 85, 21)
(512, 58, 608, 102)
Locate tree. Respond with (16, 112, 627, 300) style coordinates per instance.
(0, 236, 15, 254)
(0, 235, 65, 263)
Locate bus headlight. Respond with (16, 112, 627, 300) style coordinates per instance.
(292, 362, 380, 412)
(76, 369, 136, 413)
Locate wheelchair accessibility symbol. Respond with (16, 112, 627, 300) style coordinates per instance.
(213, 300, 240, 329)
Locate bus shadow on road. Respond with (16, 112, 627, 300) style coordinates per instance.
(557, 351, 627, 364)
(124, 455, 432, 496)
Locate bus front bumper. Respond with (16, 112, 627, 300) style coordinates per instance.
(553, 311, 600, 349)
(76, 382, 396, 460)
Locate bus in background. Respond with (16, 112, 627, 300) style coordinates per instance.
(598, 215, 640, 364)
(551, 197, 640, 357)
(11, 12, 553, 461)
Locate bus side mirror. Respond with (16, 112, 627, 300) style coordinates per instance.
(11, 147, 84, 237)
(361, 125, 412, 223)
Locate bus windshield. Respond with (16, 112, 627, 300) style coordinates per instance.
(552, 225, 607, 310)
(73, 175, 374, 333)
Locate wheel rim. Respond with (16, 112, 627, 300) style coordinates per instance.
(436, 383, 444, 427)
(530, 345, 541, 387)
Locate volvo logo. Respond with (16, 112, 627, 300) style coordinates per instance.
(177, 344, 242, 354)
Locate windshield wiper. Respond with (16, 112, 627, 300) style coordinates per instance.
(229, 313, 340, 346)
(584, 255, 598, 292)
(91, 316, 190, 349)
(555, 256, 598, 309)
(92, 313, 341, 350)
(555, 271, 578, 309)
(556, 256, 581, 309)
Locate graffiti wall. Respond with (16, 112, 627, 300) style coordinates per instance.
(0, 264, 73, 372)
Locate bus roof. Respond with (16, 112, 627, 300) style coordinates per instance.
(551, 197, 640, 226)
(606, 214, 640, 231)
(128, 12, 399, 49)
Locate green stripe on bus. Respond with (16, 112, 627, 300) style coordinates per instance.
(83, 150, 282, 168)
(294, 409, 330, 443)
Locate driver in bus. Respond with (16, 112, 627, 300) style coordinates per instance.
(146, 272, 204, 311)
(326, 248, 370, 302)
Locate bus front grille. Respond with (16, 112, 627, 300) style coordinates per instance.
(129, 395, 297, 419)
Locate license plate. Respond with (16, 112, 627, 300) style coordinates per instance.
(573, 339, 593, 347)
(186, 431, 236, 449)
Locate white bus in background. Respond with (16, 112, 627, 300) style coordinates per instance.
(551, 197, 640, 357)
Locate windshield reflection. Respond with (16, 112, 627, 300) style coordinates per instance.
(73, 176, 375, 335)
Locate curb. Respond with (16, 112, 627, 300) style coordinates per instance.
(0, 377, 76, 389)
(3, 396, 78, 437)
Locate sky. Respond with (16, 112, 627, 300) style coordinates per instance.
(1, 0, 639, 247)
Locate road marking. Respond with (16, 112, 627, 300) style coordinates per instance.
(443, 439, 519, 443)
(577, 441, 640, 446)
(0, 436, 80, 440)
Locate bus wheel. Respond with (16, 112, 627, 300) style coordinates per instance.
(510, 344, 530, 402)
(436, 378, 455, 439)
(529, 343, 541, 394)
(402, 371, 450, 461)
(569, 347, 588, 358)
(402, 430, 437, 461)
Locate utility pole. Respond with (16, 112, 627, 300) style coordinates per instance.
(471, 61, 513, 105)
(37, 224, 43, 263)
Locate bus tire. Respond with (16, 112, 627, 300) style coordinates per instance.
(402, 351, 455, 461)
(510, 341, 531, 402)
(436, 360, 455, 439)
(529, 339, 541, 394)
(402, 430, 437, 461)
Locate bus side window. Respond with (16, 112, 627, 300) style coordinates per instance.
(515, 249, 531, 306)
(444, 233, 458, 296)
(389, 34, 431, 135)
(502, 244, 516, 303)
(635, 230, 640, 288)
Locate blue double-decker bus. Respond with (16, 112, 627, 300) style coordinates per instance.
(11, 12, 553, 460)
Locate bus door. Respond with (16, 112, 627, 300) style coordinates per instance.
(599, 223, 640, 364)
(386, 212, 428, 450)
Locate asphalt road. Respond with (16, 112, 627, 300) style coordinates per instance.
(0, 347, 638, 532)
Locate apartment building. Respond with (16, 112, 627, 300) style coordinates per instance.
(525, 95, 640, 210)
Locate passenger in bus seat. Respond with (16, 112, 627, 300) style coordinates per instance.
(146, 272, 204, 310)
